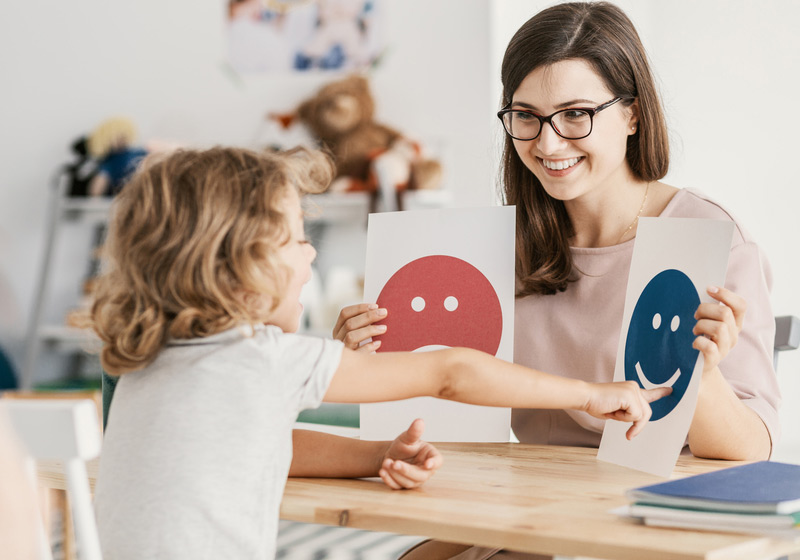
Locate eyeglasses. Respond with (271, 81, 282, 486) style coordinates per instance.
(497, 97, 626, 141)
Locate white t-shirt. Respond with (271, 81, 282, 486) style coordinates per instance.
(94, 325, 343, 560)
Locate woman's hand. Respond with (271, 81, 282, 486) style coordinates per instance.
(583, 381, 672, 440)
(379, 418, 443, 490)
(332, 303, 388, 352)
(693, 286, 746, 373)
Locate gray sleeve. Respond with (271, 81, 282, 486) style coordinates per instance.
(279, 334, 344, 412)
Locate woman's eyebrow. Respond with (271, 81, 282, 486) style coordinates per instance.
(555, 98, 596, 108)
(510, 98, 597, 111)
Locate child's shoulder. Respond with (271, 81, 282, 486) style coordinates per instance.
(166, 324, 343, 367)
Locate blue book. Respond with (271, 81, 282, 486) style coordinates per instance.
(626, 461, 800, 514)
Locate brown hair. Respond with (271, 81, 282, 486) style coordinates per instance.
(87, 146, 333, 375)
(500, 1, 669, 296)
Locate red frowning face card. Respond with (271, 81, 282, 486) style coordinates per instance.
(374, 255, 502, 355)
(360, 207, 515, 442)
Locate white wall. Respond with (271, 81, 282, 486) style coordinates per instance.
(649, 0, 800, 461)
(2, 0, 798, 457)
(492, 0, 800, 460)
(0, 0, 494, 379)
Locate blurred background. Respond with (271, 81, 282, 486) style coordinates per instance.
(0, 0, 797, 459)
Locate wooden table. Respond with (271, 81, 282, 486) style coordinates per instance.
(280, 443, 800, 560)
(38, 443, 800, 560)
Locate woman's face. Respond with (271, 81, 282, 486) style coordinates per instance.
(510, 59, 638, 203)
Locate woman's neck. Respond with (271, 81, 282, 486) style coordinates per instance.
(565, 177, 652, 249)
(566, 180, 679, 248)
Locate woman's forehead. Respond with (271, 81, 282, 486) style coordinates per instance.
(514, 59, 611, 106)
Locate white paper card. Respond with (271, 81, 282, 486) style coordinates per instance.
(597, 217, 734, 477)
(360, 206, 516, 441)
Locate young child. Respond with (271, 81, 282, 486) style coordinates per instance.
(88, 146, 668, 560)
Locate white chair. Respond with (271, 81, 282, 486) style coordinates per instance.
(2, 399, 102, 560)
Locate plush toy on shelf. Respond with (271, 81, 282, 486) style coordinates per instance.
(269, 74, 442, 211)
(61, 136, 99, 197)
(87, 116, 148, 197)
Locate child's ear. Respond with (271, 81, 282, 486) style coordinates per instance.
(238, 290, 274, 318)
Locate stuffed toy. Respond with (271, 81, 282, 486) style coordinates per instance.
(271, 74, 442, 211)
(61, 136, 99, 197)
(87, 117, 148, 197)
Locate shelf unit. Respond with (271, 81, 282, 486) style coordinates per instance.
(21, 188, 452, 391)
(21, 179, 110, 391)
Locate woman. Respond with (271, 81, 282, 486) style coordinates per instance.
(335, 2, 781, 558)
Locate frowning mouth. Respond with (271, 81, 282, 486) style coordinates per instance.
(635, 362, 681, 390)
(412, 344, 451, 353)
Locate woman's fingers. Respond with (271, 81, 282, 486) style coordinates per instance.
(332, 304, 388, 350)
(701, 286, 746, 330)
(690, 286, 747, 372)
(332, 303, 378, 337)
(694, 317, 733, 344)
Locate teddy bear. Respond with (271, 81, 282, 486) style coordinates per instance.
(270, 74, 442, 211)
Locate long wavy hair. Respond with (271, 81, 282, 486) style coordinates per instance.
(500, 1, 670, 296)
(88, 146, 333, 375)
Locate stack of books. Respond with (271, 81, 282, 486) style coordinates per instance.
(620, 461, 800, 538)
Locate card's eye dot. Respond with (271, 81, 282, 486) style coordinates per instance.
(671, 315, 680, 332)
(411, 296, 426, 312)
(444, 296, 458, 312)
(652, 313, 662, 330)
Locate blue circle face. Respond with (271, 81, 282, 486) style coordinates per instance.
(624, 269, 700, 421)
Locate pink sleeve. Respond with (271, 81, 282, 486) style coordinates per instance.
(722, 239, 782, 453)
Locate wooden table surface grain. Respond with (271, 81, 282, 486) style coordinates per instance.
(279, 443, 800, 560)
(38, 442, 800, 560)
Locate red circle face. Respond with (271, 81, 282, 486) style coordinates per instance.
(374, 255, 503, 355)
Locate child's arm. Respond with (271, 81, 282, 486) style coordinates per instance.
(290, 419, 442, 489)
(325, 347, 670, 439)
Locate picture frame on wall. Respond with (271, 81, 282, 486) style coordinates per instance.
(227, 0, 386, 74)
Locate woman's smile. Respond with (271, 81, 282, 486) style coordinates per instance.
(539, 156, 584, 175)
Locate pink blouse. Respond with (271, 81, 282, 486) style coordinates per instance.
(511, 189, 781, 452)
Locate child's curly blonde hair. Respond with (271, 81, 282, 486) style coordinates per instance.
(89, 146, 333, 375)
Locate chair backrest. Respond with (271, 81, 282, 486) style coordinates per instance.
(2, 399, 103, 560)
(774, 315, 800, 370)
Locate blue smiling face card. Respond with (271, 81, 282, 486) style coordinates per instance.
(598, 217, 734, 477)
(624, 268, 701, 421)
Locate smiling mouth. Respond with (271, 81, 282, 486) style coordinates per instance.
(540, 157, 582, 171)
(635, 362, 681, 390)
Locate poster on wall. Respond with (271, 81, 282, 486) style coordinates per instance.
(597, 217, 734, 478)
(227, 0, 386, 74)
(359, 206, 516, 442)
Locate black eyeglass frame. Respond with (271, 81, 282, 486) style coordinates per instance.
(496, 97, 629, 141)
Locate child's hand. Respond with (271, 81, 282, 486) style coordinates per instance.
(379, 418, 443, 490)
(584, 382, 672, 440)
(693, 286, 746, 374)
(332, 303, 388, 352)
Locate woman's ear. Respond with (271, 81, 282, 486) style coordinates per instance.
(627, 99, 641, 135)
